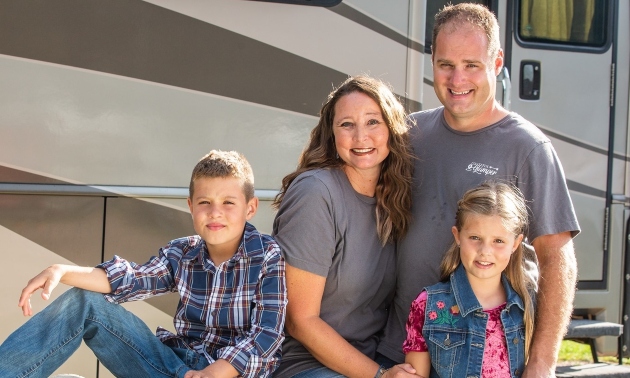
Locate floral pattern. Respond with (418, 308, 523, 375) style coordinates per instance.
(428, 300, 459, 326)
(403, 291, 512, 377)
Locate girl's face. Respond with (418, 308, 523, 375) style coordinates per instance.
(452, 213, 523, 286)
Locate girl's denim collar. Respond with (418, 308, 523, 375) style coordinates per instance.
(450, 263, 526, 316)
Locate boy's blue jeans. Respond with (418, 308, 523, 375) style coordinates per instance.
(0, 288, 209, 378)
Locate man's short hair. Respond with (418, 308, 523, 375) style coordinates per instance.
(189, 150, 255, 201)
(432, 3, 501, 61)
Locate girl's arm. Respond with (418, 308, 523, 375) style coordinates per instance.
(405, 352, 430, 377)
(284, 263, 383, 378)
(18, 264, 111, 316)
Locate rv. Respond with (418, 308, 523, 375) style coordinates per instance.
(0, 1, 627, 375)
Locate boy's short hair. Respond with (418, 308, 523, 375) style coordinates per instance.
(189, 150, 255, 201)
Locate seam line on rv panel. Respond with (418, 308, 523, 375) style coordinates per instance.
(537, 125, 629, 162)
(566, 179, 606, 199)
(0, 184, 279, 201)
(328, 3, 423, 52)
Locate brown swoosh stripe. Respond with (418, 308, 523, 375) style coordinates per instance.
(0, 0, 420, 115)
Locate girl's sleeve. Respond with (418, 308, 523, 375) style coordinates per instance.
(402, 290, 429, 353)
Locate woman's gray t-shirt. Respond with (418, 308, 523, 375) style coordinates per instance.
(272, 168, 396, 377)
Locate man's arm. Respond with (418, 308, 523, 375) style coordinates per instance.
(524, 231, 577, 377)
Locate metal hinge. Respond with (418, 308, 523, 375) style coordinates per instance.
(610, 63, 616, 107)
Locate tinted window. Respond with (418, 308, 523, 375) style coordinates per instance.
(518, 0, 607, 47)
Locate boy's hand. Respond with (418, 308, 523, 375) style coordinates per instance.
(183, 359, 239, 378)
(18, 264, 65, 316)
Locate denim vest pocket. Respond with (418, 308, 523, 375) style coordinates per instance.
(427, 329, 466, 370)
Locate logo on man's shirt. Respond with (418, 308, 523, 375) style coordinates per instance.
(466, 162, 498, 175)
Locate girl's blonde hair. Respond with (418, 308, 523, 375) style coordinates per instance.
(439, 181, 535, 360)
(272, 75, 414, 244)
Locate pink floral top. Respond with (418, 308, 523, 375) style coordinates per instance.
(403, 291, 510, 377)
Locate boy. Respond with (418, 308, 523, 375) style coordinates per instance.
(0, 150, 287, 378)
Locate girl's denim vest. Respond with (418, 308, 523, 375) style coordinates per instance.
(422, 264, 526, 378)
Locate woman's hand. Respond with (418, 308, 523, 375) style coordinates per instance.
(383, 363, 423, 378)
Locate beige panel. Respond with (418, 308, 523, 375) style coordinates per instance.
(0, 55, 316, 191)
(548, 135, 608, 192)
(0, 226, 99, 377)
(144, 0, 411, 97)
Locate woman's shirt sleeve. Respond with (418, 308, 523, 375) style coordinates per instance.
(272, 172, 337, 277)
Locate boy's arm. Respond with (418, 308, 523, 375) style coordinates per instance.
(216, 247, 287, 377)
(183, 359, 239, 378)
(18, 264, 111, 316)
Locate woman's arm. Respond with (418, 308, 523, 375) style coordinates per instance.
(285, 263, 382, 378)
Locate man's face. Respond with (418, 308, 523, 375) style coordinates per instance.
(432, 23, 503, 130)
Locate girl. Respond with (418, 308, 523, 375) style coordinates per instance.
(403, 181, 536, 377)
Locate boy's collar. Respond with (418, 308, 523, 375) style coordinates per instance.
(182, 222, 264, 266)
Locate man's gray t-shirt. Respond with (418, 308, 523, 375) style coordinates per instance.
(377, 108, 580, 362)
(272, 168, 396, 377)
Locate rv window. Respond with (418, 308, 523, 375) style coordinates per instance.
(425, 0, 490, 54)
(518, 0, 608, 48)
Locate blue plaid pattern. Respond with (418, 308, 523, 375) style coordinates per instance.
(99, 222, 287, 377)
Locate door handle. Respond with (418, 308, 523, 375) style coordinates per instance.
(520, 60, 541, 100)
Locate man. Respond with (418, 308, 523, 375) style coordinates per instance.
(377, 3, 580, 377)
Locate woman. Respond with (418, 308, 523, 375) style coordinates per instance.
(272, 76, 415, 378)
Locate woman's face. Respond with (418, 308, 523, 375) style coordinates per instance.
(332, 91, 390, 178)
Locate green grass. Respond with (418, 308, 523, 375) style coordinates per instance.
(558, 340, 630, 365)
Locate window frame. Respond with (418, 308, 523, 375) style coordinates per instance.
(513, 0, 613, 54)
(251, 0, 342, 7)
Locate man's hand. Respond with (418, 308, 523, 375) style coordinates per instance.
(521, 361, 556, 378)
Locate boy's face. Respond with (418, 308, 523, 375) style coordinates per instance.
(187, 176, 258, 259)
